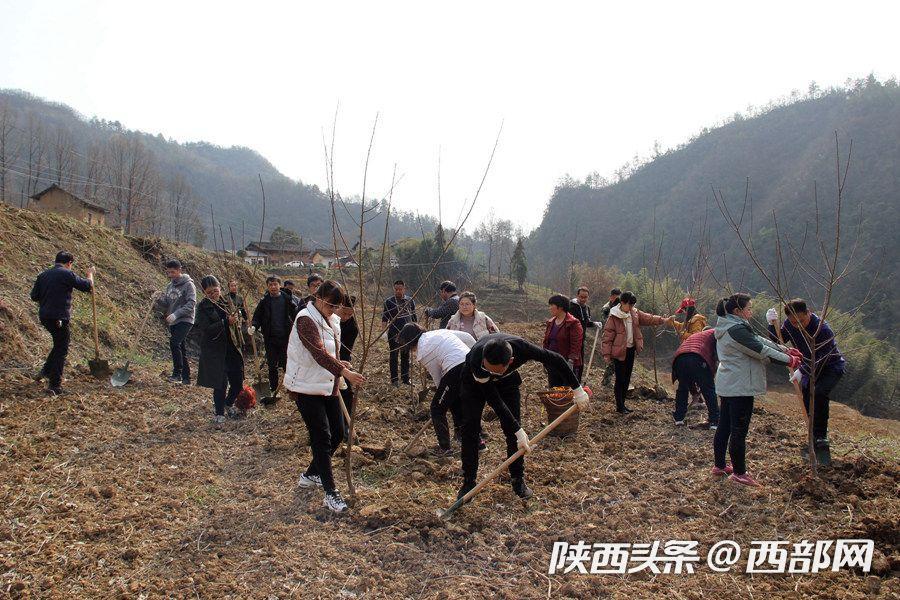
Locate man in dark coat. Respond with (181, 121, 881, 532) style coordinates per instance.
(425, 281, 460, 328)
(382, 279, 417, 386)
(30, 251, 94, 395)
(457, 333, 590, 501)
(250, 275, 297, 401)
(568, 286, 599, 382)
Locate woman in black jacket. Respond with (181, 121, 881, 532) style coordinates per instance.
(194, 276, 245, 428)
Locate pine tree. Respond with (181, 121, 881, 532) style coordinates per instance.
(511, 238, 527, 291)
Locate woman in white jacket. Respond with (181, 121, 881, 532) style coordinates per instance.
(285, 280, 365, 513)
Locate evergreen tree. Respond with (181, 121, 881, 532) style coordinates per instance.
(511, 238, 527, 291)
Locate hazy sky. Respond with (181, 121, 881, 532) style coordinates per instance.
(1, 0, 897, 232)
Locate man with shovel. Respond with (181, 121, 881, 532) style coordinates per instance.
(30, 251, 94, 396)
(456, 333, 590, 501)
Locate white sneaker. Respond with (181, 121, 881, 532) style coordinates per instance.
(674, 420, 686, 426)
(297, 473, 323, 488)
(226, 406, 238, 418)
(324, 491, 348, 513)
(214, 415, 226, 430)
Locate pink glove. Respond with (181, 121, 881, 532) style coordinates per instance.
(787, 348, 803, 359)
(788, 355, 802, 370)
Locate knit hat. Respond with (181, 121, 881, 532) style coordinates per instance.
(675, 297, 695, 314)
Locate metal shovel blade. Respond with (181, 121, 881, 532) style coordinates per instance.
(252, 380, 271, 399)
(89, 358, 111, 378)
(110, 362, 132, 387)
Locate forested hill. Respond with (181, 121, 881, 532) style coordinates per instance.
(0, 89, 436, 249)
(527, 78, 900, 342)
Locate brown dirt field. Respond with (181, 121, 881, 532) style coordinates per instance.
(1, 321, 897, 599)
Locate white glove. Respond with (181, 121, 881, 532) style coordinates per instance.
(165, 314, 176, 325)
(515, 428, 531, 454)
(592, 321, 601, 328)
(572, 386, 590, 411)
(790, 369, 802, 384)
(766, 308, 778, 324)
(247, 325, 256, 336)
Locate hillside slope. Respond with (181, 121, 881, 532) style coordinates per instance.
(528, 79, 900, 342)
(0, 89, 437, 249)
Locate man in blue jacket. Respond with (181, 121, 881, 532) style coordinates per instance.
(30, 251, 94, 395)
(767, 299, 845, 457)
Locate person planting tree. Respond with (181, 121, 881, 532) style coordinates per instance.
(600, 291, 673, 414)
(456, 333, 590, 501)
(767, 298, 845, 464)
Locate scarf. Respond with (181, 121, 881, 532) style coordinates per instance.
(610, 305, 634, 348)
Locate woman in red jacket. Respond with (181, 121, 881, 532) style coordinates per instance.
(601, 291, 673, 414)
(543, 294, 584, 387)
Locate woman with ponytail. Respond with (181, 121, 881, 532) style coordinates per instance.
(712, 293, 799, 486)
(284, 280, 365, 514)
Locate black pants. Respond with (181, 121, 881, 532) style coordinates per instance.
(459, 368, 523, 484)
(388, 336, 410, 384)
(212, 344, 245, 416)
(295, 393, 345, 492)
(340, 384, 354, 436)
(802, 369, 842, 440)
(431, 363, 464, 449)
(673, 354, 719, 423)
(169, 322, 192, 380)
(40, 318, 70, 388)
(613, 347, 636, 410)
(713, 396, 754, 475)
(265, 336, 288, 392)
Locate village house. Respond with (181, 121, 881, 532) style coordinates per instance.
(28, 184, 109, 226)
(242, 241, 307, 265)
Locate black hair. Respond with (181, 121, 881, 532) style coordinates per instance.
(266, 275, 282, 285)
(314, 279, 345, 305)
(393, 279, 405, 286)
(715, 298, 728, 317)
(483, 338, 513, 365)
(785, 298, 808, 315)
(164, 259, 182, 270)
(619, 291, 637, 305)
(200, 275, 220, 290)
(440, 280, 457, 293)
(307, 274, 324, 286)
(721, 292, 751, 315)
(55, 251, 74, 264)
(549, 294, 570, 312)
(610, 288, 622, 297)
(683, 304, 697, 321)
(341, 294, 357, 308)
(283, 280, 295, 287)
(396, 322, 425, 349)
(576, 286, 589, 295)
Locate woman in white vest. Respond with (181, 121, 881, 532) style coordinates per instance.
(447, 291, 499, 340)
(285, 280, 365, 514)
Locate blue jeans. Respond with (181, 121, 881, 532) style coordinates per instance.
(169, 322, 192, 380)
(673, 353, 719, 423)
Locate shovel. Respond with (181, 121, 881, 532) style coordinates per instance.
(437, 402, 581, 521)
(111, 299, 156, 387)
(88, 276, 110, 377)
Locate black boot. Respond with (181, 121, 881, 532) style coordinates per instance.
(511, 477, 533, 499)
(457, 480, 476, 501)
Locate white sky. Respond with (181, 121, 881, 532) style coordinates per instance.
(1, 0, 897, 232)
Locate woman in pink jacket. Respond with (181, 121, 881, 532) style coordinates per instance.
(600, 291, 673, 414)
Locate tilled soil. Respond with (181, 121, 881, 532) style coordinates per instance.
(1, 323, 898, 599)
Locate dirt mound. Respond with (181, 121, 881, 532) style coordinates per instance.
(0, 203, 267, 372)
(0, 319, 896, 598)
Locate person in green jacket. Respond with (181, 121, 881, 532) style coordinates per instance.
(712, 293, 800, 487)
